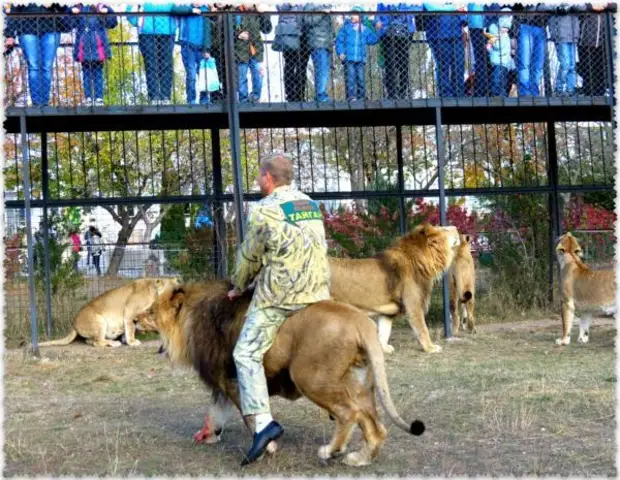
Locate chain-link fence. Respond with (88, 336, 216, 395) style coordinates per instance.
(3, 6, 615, 108)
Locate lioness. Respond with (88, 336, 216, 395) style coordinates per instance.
(329, 224, 461, 354)
(39, 277, 179, 348)
(449, 234, 476, 334)
(555, 232, 616, 346)
(153, 279, 425, 467)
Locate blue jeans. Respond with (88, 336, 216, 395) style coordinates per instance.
(181, 43, 210, 104)
(555, 42, 576, 94)
(428, 38, 465, 97)
(81, 61, 104, 99)
(517, 24, 546, 96)
(18, 32, 60, 106)
(311, 48, 330, 102)
(237, 57, 262, 103)
(345, 61, 365, 100)
(138, 34, 175, 101)
(490, 65, 509, 97)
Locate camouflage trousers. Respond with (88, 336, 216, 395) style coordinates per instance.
(233, 304, 305, 416)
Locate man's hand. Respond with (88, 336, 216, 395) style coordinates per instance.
(238, 31, 250, 41)
(71, 6, 80, 14)
(227, 287, 243, 301)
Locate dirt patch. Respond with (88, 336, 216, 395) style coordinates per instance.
(4, 321, 616, 477)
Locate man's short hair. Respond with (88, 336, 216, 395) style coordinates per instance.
(260, 153, 294, 186)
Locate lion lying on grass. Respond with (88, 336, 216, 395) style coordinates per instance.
(152, 279, 425, 467)
(555, 233, 615, 346)
(38, 277, 179, 348)
(329, 224, 461, 354)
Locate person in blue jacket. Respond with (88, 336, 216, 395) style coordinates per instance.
(423, 2, 467, 97)
(126, 3, 178, 104)
(375, 3, 420, 100)
(172, 4, 212, 105)
(70, 3, 118, 106)
(335, 6, 381, 101)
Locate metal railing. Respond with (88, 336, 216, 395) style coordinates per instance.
(3, 7, 615, 108)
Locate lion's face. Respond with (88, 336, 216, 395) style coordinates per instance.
(154, 277, 182, 295)
(412, 224, 460, 250)
(134, 307, 158, 333)
(151, 286, 187, 360)
(556, 233, 582, 268)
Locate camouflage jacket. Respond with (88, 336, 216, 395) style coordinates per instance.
(232, 185, 331, 309)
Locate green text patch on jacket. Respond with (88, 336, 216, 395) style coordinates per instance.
(280, 200, 323, 224)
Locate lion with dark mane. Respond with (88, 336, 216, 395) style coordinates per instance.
(152, 279, 425, 467)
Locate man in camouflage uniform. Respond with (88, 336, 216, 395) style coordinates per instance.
(227, 152, 331, 466)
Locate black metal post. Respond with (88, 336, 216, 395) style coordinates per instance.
(41, 132, 52, 336)
(20, 115, 39, 356)
(546, 121, 561, 303)
(211, 128, 228, 278)
(435, 108, 451, 338)
(604, 11, 615, 106)
(396, 125, 407, 235)
(224, 13, 246, 243)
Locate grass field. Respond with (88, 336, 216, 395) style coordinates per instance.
(3, 317, 616, 477)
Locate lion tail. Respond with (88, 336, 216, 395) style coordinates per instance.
(38, 329, 78, 347)
(357, 317, 425, 436)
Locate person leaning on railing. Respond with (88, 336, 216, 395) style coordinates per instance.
(486, 7, 516, 97)
(576, 2, 612, 96)
(549, 3, 581, 96)
(172, 3, 213, 105)
(273, 3, 308, 102)
(231, 4, 273, 103)
(126, 2, 178, 105)
(335, 6, 381, 102)
(70, 3, 118, 107)
(302, 3, 334, 103)
(375, 2, 419, 100)
(423, 2, 467, 98)
(3, 3, 73, 106)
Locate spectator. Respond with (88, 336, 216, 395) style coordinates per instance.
(486, 8, 515, 96)
(273, 3, 308, 102)
(70, 3, 118, 107)
(233, 4, 272, 103)
(209, 3, 236, 102)
(69, 229, 82, 272)
(466, 2, 490, 96)
(126, 3, 178, 104)
(376, 3, 420, 100)
(513, 3, 551, 96)
(89, 226, 103, 276)
(4, 3, 72, 106)
(576, 2, 610, 96)
(172, 4, 213, 105)
(423, 2, 467, 97)
(303, 3, 334, 103)
(335, 6, 381, 101)
(549, 4, 580, 96)
(83, 217, 96, 266)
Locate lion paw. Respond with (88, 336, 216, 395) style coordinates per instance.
(555, 337, 570, 346)
(382, 344, 395, 354)
(128, 339, 142, 347)
(426, 344, 442, 353)
(342, 451, 371, 467)
(318, 445, 332, 460)
(109, 340, 122, 347)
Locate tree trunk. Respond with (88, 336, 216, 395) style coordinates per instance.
(106, 224, 131, 277)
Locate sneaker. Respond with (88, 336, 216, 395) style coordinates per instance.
(240, 421, 284, 466)
(83, 97, 92, 106)
(95, 98, 104, 106)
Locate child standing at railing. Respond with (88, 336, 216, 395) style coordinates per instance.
(335, 6, 381, 102)
(486, 8, 515, 97)
(71, 3, 118, 107)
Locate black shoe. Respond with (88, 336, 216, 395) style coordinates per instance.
(240, 421, 284, 466)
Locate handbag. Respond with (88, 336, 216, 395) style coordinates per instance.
(197, 57, 221, 94)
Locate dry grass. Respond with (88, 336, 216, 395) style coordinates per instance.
(3, 317, 616, 477)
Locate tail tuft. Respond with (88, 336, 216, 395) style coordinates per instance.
(410, 420, 425, 436)
(462, 291, 473, 302)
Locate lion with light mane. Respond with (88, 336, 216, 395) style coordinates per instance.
(449, 233, 477, 335)
(328, 224, 461, 354)
(38, 278, 179, 348)
(153, 279, 425, 467)
(555, 232, 616, 346)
